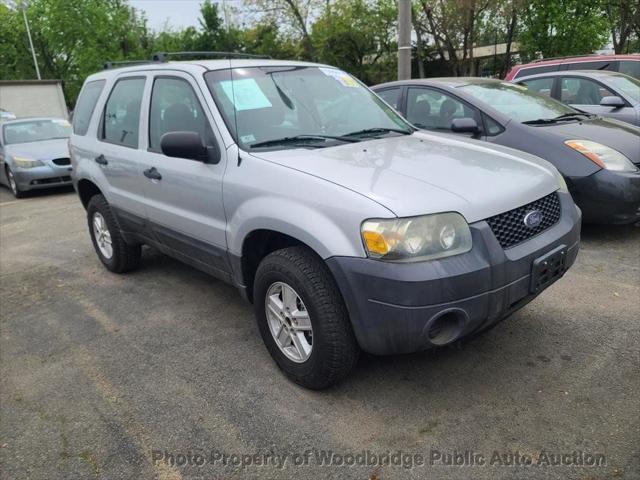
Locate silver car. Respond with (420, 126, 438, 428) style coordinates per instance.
(70, 57, 581, 388)
(0, 117, 73, 198)
(515, 70, 640, 126)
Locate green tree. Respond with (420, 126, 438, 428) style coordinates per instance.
(311, 0, 397, 85)
(518, 0, 609, 60)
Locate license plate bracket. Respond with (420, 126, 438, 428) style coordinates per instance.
(530, 245, 567, 293)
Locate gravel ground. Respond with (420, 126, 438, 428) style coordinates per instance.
(1, 186, 638, 480)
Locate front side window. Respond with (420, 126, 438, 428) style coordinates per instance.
(460, 82, 574, 123)
(102, 77, 145, 148)
(149, 77, 215, 151)
(205, 66, 411, 150)
(560, 77, 614, 104)
(406, 87, 480, 131)
(73, 80, 105, 135)
(521, 77, 554, 97)
(3, 119, 71, 145)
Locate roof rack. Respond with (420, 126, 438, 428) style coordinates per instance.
(529, 53, 610, 64)
(152, 51, 272, 62)
(103, 59, 159, 70)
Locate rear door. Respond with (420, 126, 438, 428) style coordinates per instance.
(137, 71, 230, 278)
(94, 75, 148, 220)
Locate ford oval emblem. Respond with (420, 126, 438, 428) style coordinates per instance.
(523, 210, 543, 228)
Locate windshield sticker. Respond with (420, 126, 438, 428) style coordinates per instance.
(221, 79, 272, 111)
(319, 68, 360, 88)
(240, 134, 256, 143)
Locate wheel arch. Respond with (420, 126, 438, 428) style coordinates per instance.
(77, 178, 104, 209)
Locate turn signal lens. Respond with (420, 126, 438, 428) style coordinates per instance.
(362, 231, 390, 255)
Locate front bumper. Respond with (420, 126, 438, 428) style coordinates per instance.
(326, 191, 581, 355)
(13, 164, 73, 191)
(570, 168, 640, 224)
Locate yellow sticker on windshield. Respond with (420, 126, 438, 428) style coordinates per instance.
(319, 68, 360, 88)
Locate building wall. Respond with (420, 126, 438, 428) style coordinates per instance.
(0, 81, 68, 119)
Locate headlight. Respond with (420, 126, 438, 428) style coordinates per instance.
(564, 140, 637, 172)
(361, 212, 472, 262)
(13, 156, 44, 169)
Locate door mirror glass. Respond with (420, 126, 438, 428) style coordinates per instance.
(451, 117, 480, 134)
(599, 96, 625, 108)
(160, 131, 219, 163)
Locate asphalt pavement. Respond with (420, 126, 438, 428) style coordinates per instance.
(0, 186, 638, 479)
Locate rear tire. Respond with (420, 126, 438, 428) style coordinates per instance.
(254, 246, 359, 389)
(87, 194, 141, 273)
(6, 166, 25, 198)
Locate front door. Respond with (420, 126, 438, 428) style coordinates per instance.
(137, 72, 229, 277)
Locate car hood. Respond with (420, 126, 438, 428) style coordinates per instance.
(4, 138, 70, 161)
(533, 117, 640, 164)
(250, 132, 559, 222)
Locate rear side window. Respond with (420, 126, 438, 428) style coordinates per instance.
(148, 77, 214, 151)
(618, 60, 640, 79)
(565, 60, 615, 71)
(376, 87, 401, 110)
(513, 65, 559, 79)
(102, 77, 145, 148)
(73, 80, 105, 135)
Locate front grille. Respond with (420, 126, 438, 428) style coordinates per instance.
(485, 192, 561, 249)
(52, 158, 71, 166)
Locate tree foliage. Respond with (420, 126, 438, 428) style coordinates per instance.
(0, 0, 637, 108)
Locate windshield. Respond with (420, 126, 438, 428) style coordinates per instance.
(608, 75, 640, 102)
(459, 82, 575, 123)
(3, 119, 71, 145)
(205, 66, 412, 150)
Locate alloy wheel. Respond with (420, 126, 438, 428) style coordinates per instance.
(265, 282, 313, 363)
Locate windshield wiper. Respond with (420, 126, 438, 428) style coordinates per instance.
(249, 134, 359, 149)
(523, 112, 593, 125)
(343, 127, 413, 138)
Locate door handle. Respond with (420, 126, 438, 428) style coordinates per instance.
(95, 154, 108, 165)
(143, 167, 162, 181)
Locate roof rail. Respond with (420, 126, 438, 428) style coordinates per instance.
(529, 53, 610, 64)
(152, 51, 272, 62)
(103, 59, 158, 70)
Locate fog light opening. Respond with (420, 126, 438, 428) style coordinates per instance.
(426, 310, 467, 346)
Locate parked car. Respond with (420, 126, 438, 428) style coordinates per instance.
(372, 78, 640, 224)
(0, 117, 73, 198)
(71, 58, 580, 388)
(514, 70, 640, 126)
(505, 54, 640, 81)
(0, 109, 16, 121)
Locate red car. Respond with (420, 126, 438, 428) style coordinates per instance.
(505, 54, 640, 81)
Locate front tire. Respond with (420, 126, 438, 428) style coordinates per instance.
(87, 194, 141, 273)
(254, 246, 359, 389)
(6, 166, 24, 198)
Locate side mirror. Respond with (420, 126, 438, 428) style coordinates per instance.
(451, 117, 480, 135)
(160, 131, 220, 164)
(600, 96, 625, 108)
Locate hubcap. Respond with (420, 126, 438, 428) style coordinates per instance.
(92, 212, 113, 259)
(265, 282, 313, 363)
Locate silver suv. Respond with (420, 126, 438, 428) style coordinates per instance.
(70, 58, 581, 389)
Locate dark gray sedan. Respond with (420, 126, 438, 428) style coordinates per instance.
(0, 118, 73, 198)
(372, 78, 640, 224)
(514, 70, 640, 126)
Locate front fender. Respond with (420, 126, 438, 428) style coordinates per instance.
(228, 195, 362, 259)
